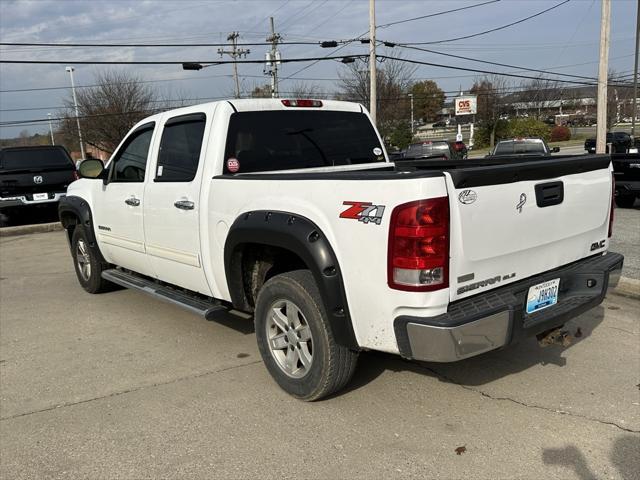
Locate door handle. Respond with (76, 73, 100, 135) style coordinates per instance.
(125, 196, 140, 207)
(174, 200, 195, 210)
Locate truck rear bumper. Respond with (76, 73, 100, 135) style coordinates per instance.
(394, 252, 624, 362)
(0, 192, 65, 208)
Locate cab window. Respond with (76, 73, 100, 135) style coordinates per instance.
(109, 123, 155, 183)
(155, 113, 206, 182)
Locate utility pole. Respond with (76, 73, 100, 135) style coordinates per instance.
(47, 113, 55, 145)
(596, 0, 611, 154)
(218, 32, 249, 98)
(632, 0, 639, 137)
(65, 66, 85, 160)
(369, 0, 377, 125)
(408, 93, 414, 135)
(265, 17, 281, 98)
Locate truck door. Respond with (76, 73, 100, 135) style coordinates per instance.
(92, 122, 156, 277)
(142, 112, 212, 296)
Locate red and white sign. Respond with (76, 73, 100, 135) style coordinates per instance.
(455, 96, 477, 116)
(227, 158, 240, 173)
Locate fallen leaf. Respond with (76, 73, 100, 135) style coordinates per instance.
(575, 327, 583, 338)
(455, 446, 466, 455)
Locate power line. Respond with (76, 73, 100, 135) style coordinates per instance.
(391, 43, 600, 82)
(377, 0, 500, 29)
(0, 40, 321, 48)
(0, 54, 368, 66)
(376, 54, 631, 87)
(399, 0, 572, 45)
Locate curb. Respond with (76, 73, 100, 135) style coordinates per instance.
(0, 222, 64, 238)
(611, 277, 640, 301)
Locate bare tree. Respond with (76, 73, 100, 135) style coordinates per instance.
(471, 75, 511, 148)
(59, 70, 162, 155)
(514, 76, 561, 119)
(338, 58, 416, 139)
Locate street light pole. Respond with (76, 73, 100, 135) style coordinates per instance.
(47, 113, 55, 145)
(65, 66, 85, 160)
(632, 0, 639, 137)
(408, 93, 414, 135)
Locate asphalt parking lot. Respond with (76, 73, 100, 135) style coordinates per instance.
(1, 220, 638, 479)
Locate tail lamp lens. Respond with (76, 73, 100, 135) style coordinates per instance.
(388, 197, 450, 291)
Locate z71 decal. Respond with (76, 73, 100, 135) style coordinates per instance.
(340, 201, 386, 225)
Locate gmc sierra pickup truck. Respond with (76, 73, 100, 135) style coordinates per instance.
(59, 99, 623, 401)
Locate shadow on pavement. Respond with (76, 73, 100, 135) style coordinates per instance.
(0, 204, 59, 227)
(341, 305, 605, 395)
(541, 435, 639, 480)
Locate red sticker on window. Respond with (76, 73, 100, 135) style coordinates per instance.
(227, 158, 240, 173)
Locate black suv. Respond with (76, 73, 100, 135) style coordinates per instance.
(0, 145, 77, 224)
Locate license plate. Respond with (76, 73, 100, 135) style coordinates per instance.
(629, 148, 638, 154)
(526, 278, 560, 314)
(33, 193, 48, 201)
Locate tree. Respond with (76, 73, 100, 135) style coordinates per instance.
(471, 75, 511, 148)
(338, 58, 415, 140)
(250, 84, 271, 98)
(59, 70, 162, 154)
(410, 80, 445, 122)
(388, 121, 413, 150)
(514, 77, 561, 119)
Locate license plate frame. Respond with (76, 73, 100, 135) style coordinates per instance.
(526, 278, 560, 314)
(32, 193, 48, 201)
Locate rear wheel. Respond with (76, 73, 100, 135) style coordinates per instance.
(71, 225, 112, 293)
(254, 270, 358, 401)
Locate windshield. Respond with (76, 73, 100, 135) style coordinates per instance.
(223, 110, 384, 173)
(0, 147, 73, 170)
(404, 142, 450, 158)
(494, 140, 547, 155)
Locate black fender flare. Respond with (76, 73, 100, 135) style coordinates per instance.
(58, 195, 105, 260)
(224, 211, 359, 349)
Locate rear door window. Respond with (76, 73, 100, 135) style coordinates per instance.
(223, 110, 384, 174)
(155, 113, 206, 182)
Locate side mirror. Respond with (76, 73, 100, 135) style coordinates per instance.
(552, 147, 560, 153)
(78, 159, 105, 179)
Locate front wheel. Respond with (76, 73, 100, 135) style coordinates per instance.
(254, 270, 358, 401)
(71, 225, 113, 293)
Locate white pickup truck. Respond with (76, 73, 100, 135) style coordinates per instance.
(60, 98, 623, 400)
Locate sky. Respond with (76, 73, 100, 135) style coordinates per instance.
(0, 0, 637, 138)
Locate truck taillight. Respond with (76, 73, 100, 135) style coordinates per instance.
(608, 173, 615, 238)
(281, 99, 323, 108)
(388, 197, 449, 291)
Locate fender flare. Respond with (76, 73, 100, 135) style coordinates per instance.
(224, 211, 358, 349)
(58, 195, 105, 259)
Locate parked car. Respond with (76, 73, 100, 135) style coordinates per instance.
(431, 120, 449, 128)
(401, 140, 454, 160)
(486, 138, 559, 158)
(584, 132, 633, 154)
(612, 152, 640, 208)
(0, 145, 77, 225)
(60, 98, 622, 400)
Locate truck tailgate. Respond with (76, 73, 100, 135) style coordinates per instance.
(445, 155, 612, 301)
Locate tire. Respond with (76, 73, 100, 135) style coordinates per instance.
(254, 270, 358, 401)
(70, 225, 112, 293)
(615, 194, 636, 208)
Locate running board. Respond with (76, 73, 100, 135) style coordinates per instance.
(101, 268, 230, 320)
